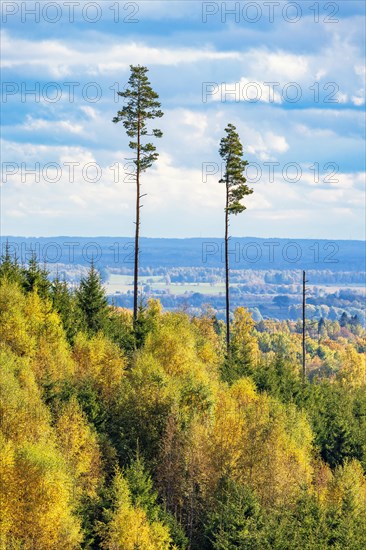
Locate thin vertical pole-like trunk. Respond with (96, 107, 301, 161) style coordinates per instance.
(133, 114, 141, 323)
(225, 178, 230, 354)
(302, 270, 306, 383)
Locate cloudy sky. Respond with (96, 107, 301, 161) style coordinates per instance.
(1, 0, 365, 239)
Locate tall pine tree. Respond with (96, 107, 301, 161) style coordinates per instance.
(219, 124, 253, 353)
(113, 65, 164, 323)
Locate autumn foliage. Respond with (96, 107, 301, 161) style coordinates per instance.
(1, 258, 366, 549)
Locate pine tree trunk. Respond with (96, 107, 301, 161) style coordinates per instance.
(133, 115, 141, 322)
(225, 178, 230, 354)
(302, 270, 306, 383)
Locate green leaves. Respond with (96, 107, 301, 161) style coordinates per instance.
(0, 241, 25, 286)
(76, 262, 109, 334)
(219, 124, 254, 353)
(308, 382, 366, 470)
(205, 478, 262, 549)
(219, 123, 253, 215)
(113, 65, 164, 173)
(112, 65, 164, 321)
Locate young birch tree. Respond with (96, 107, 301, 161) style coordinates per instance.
(113, 65, 163, 323)
(219, 124, 253, 353)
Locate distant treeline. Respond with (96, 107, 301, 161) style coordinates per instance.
(2, 236, 365, 271)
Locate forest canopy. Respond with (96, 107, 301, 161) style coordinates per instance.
(0, 253, 365, 549)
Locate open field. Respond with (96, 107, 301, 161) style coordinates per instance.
(105, 273, 365, 298)
(105, 274, 231, 296)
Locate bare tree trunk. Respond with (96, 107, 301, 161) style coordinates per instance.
(133, 116, 141, 323)
(302, 270, 306, 383)
(225, 179, 230, 354)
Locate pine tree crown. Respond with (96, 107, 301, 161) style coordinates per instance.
(219, 123, 253, 215)
(112, 65, 164, 172)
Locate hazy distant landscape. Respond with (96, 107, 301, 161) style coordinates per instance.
(3, 236, 365, 323)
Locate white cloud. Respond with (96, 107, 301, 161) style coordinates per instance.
(2, 144, 364, 237)
(309, 189, 345, 203)
(208, 78, 283, 104)
(69, 194, 87, 207)
(351, 95, 365, 106)
(80, 106, 98, 119)
(22, 115, 84, 134)
(355, 64, 366, 77)
(1, 8, 365, 239)
(244, 128, 289, 159)
(295, 124, 336, 139)
(264, 132, 289, 154)
(181, 110, 208, 137)
(336, 92, 348, 104)
(248, 50, 309, 81)
(1, 31, 240, 77)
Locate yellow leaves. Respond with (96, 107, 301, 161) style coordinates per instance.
(204, 381, 314, 508)
(102, 472, 172, 550)
(232, 306, 255, 333)
(130, 351, 170, 397)
(179, 373, 214, 423)
(191, 312, 223, 366)
(0, 346, 53, 445)
(23, 289, 46, 333)
(33, 332, 74, 384)
(327, 459, 366, 511)
(129, 313, 219, 453)
(106, 507, 171, 550)
(230, 377, 258, 407)
(231, 307, 259, 367)
(0, 282, 34, 357)
(207, 379, 258, 477)
(0, 434, 15, 546)
(0, 347, 82, 548)
(117, 352, 175, 463)
(144, 313, 197, 377)
(338, 346, 366, 387)
(312, 459, 333, 505)
(146, 297, 163, 320)
(73, 332, 126, 402)
(261, 402, 313, 505)
(208, 394, 243, 479)
(26, 292, 75, 383)
(55, 397, 102, 499)
(0, 281, 74, 384)
(3, 276, 366, 547)
(0, 408, 81, 550)
(143, 311, 221, 386)
(240, 399, 313, 507)
(4, 441, 82, 549)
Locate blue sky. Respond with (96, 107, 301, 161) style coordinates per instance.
(1, 0, 365, 239)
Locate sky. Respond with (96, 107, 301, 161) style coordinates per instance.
(1, 0, 365, 239)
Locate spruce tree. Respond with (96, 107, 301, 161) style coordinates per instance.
(219, 124, 253, 353)
(51, 274, 79, 342)
(23, 252, 51, 299)
(205, 478, 261, 549)
(125, 454, 159, 521)
(0, 241, 24, 285)
(113, 65, 163, 323)
(76, 261, 109, 334)
(0, 242, 14, 280)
